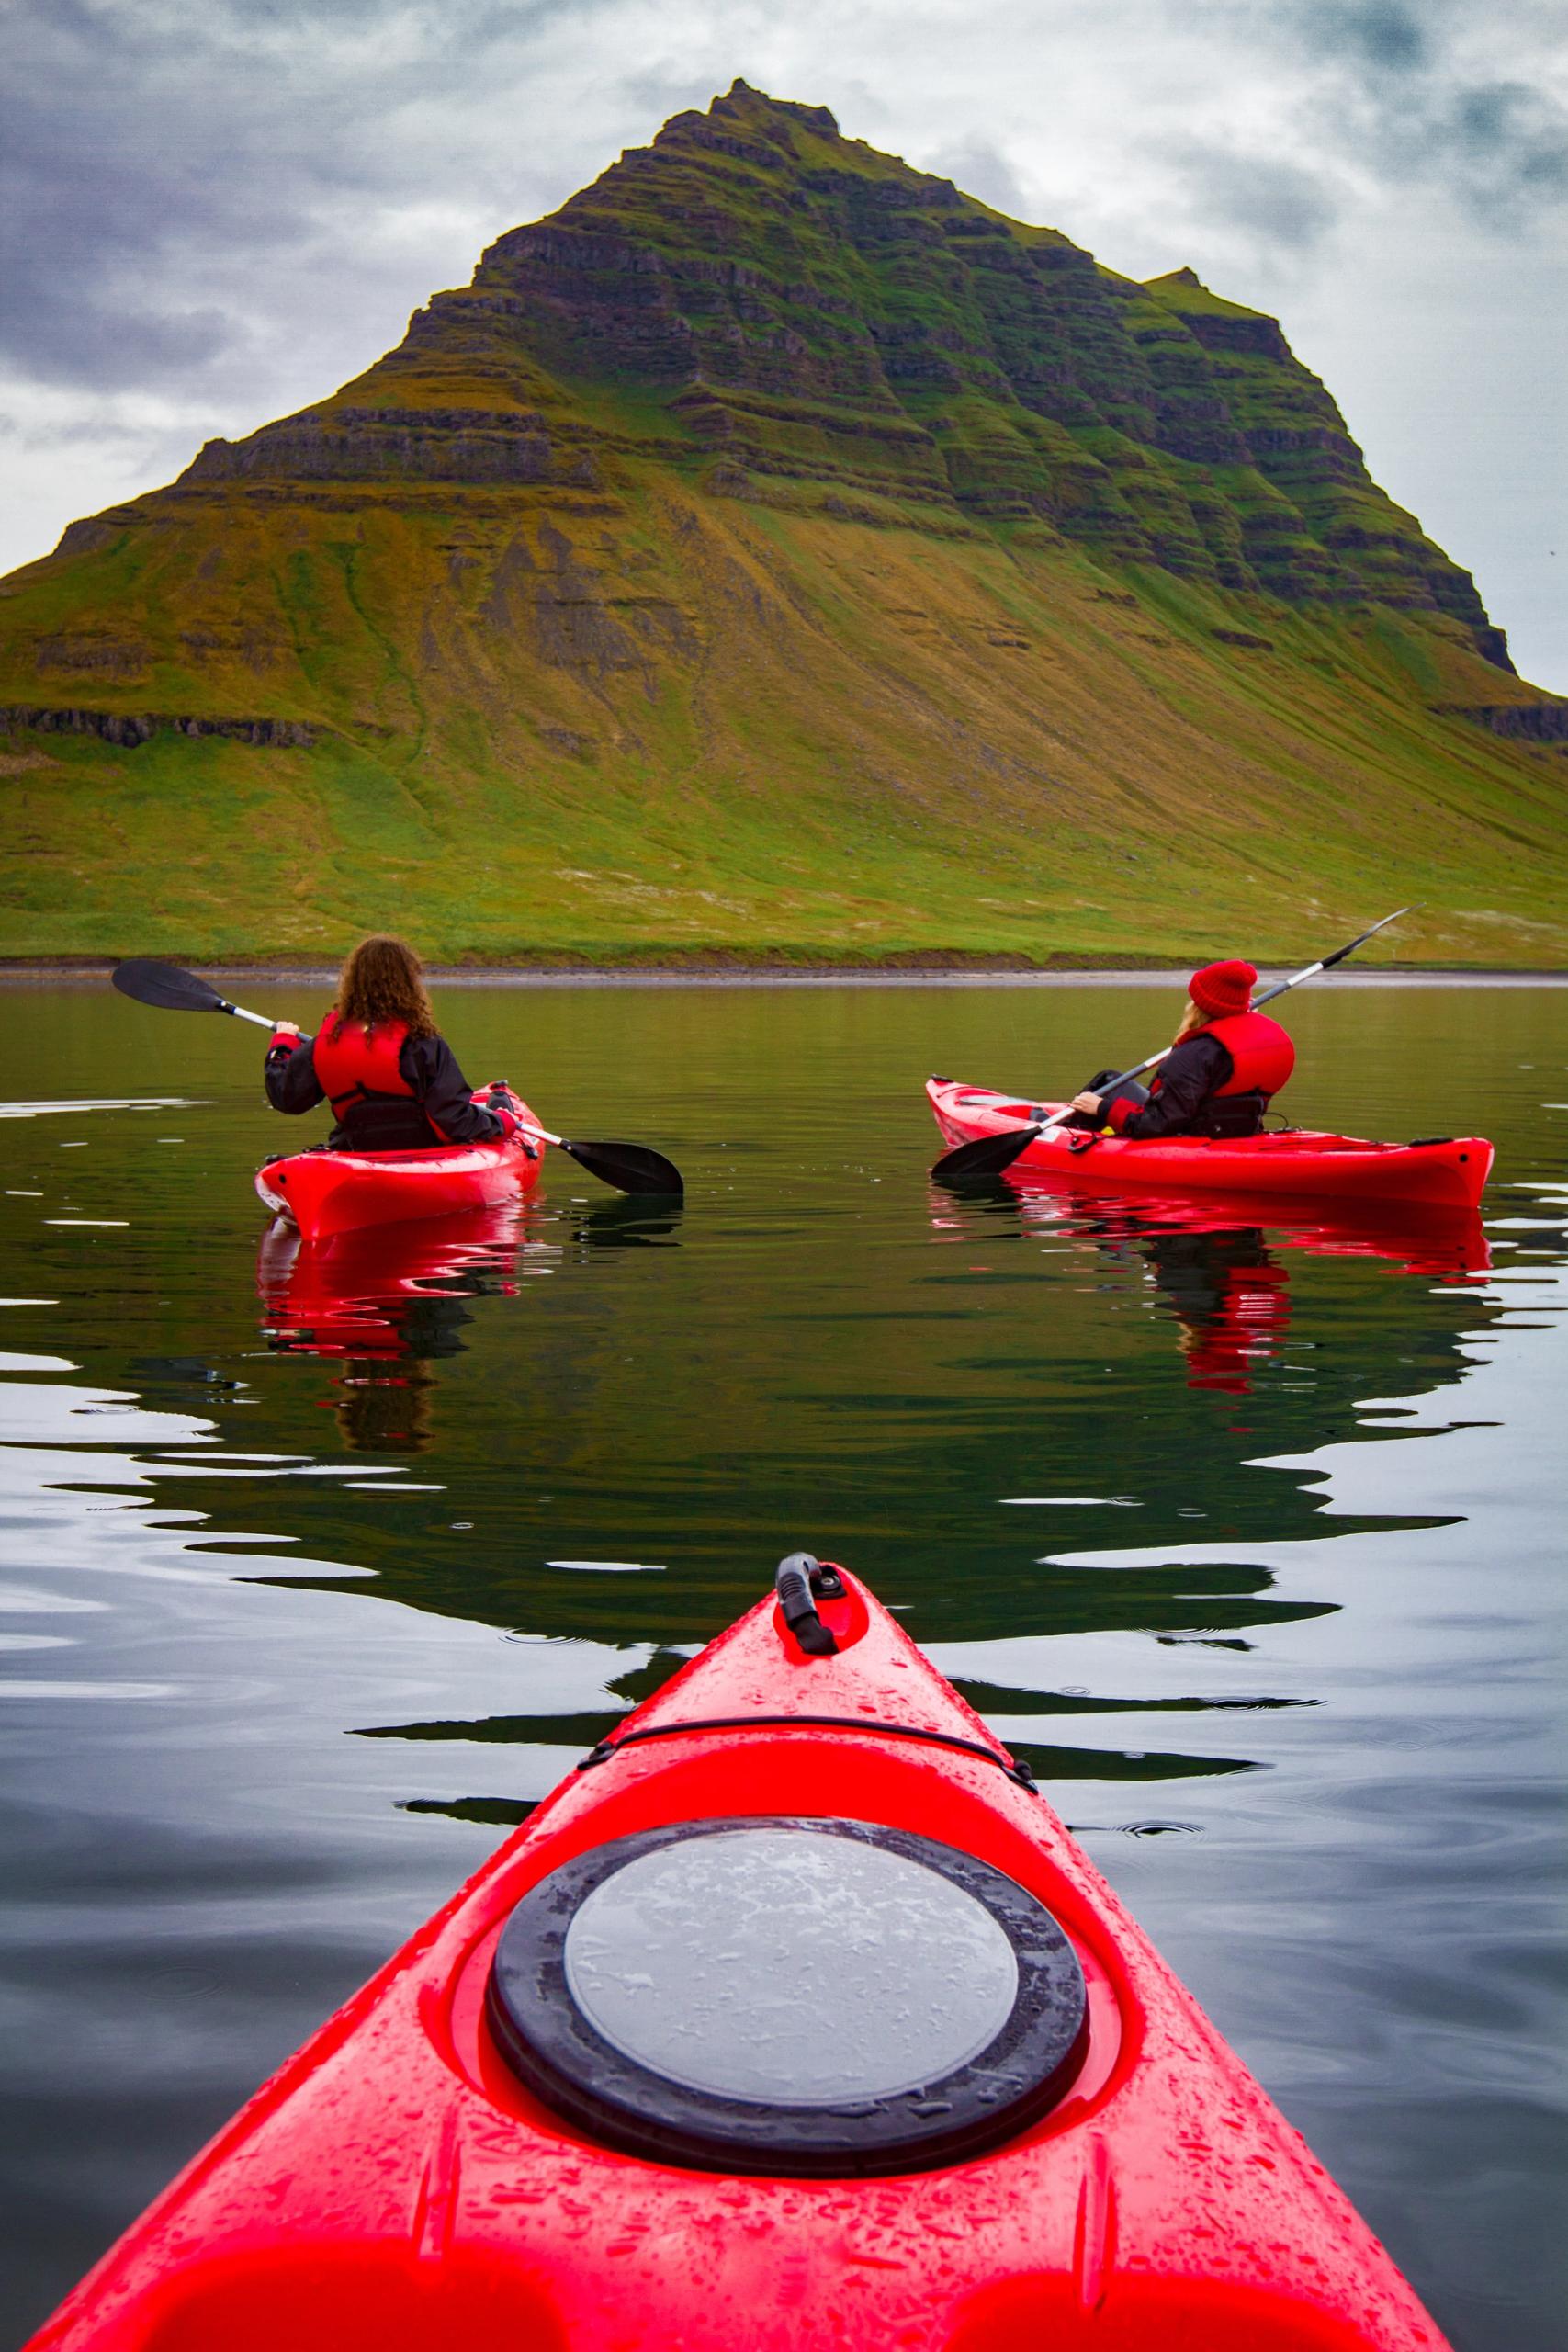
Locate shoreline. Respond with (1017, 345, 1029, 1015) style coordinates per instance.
(2, 959, 1565, 989)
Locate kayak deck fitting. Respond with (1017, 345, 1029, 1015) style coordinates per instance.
(254, 1097, 546, 1240)
(29, 1560, 1450, 2352)
(929, 1077, 1493, 1210)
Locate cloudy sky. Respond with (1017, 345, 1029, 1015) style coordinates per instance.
(4, 0, 1564, 684)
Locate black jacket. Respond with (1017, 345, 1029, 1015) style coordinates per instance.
(265, 1031, 504, 1148)
(1118, 1033, 1246, 1139)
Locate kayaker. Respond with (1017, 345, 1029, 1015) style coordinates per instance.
(1068, 959, 1294, 1139)
(265, 933, 521, 1149)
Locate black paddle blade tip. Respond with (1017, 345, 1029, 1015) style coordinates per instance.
(111, 958, 227, 1012)
(931, 1130, 1037, 1185)
(563, 1139, 684, 1199)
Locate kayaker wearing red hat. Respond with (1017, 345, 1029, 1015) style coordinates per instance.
(1069, 959, 1295, 1139)
(264, 933, 524, 1149)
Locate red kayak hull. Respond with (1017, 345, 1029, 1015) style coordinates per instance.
(254, 1102, 545, 1240)
(28, 1573, 1450, 2352)
(930, 1078, 1492, 1210)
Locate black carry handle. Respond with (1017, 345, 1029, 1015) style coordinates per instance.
(775, 1553, 841, 1656)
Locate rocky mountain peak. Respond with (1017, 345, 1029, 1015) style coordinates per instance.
(3, 83, 1558, 977)
(41, 85, 1507, 670)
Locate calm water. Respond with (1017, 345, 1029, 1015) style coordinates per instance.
(1, 978, 1564, 2348)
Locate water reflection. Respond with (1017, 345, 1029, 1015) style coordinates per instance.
(570, 1198, 684, 1251)
(1075, 1199, 1486, 1398)
(254, 1198, 683, 1451)
(942, 1182, 1490, 1397)
(257, 1209, 525, 1364)
(258, 1209, 530, 1453)
(0, 989, 1562, 2352)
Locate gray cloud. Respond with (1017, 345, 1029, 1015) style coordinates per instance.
(1447, 81, 1568, 220)
(0, 0, 580, 390)
(1290, 0, 1432, 76)
(1164, 148, 1343, 260)
(1255, 0, 1568, 224)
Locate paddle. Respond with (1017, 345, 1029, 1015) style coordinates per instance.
(931, 909, 1413, 1184)
(110, 958, 684, 1198)
(112, 956, 275, 1026)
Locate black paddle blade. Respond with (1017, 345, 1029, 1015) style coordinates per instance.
(112, 958, 228, 1013)
(559, 1138, 684, 1198)
(1318, 905, 1412, 972)
(931, 1125, 1041, 1184)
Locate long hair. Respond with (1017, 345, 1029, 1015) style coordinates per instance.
(328, 934, 437, 1040)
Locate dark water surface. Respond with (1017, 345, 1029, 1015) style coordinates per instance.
(1, 978, 1564, 2347)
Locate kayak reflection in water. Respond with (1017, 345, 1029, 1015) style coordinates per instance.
(333, 1363, 436, 1453)
(264, 933, 525, 1151)
(999, 1189, 1487, 1395)
(1147, 1225, 1291, 1395)
(257, 1209, 523, 1453)
(1068, 958, 1295, 1140)
(1064, 1203, 1292, 1396)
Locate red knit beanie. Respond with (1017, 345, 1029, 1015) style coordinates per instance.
(1190, 959, 1257, 1018)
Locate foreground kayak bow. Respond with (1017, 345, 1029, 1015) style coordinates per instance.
(28, 1560, 1451, 2352)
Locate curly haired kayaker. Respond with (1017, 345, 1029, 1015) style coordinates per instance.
(264, 934, 521, 1149)
(1069, 959, 1295, 1140)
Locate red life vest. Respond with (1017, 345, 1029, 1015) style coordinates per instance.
(312, 1018, 439, 1148)
(1147, 1011, 1294, 1102)
(1203, 1010, 1295, 1100)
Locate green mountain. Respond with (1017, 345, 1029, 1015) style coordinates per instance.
(2, 80, 1563, 966)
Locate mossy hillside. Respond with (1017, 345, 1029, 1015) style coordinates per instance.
(1, 81, 1562, 964)
(4, 465, 1562, 963)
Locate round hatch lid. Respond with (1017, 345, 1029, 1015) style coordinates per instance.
(485, 1815, 1088, 2176)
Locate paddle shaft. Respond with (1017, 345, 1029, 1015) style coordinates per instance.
(118, 962, 557, 1125)
(211, 997, 275, 1030)
(111, 959, 682, 1193)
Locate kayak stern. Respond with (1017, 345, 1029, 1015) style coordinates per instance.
(255, 1103, 546, 1240)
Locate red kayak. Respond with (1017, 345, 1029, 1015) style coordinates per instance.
(930, 1078, 1492, 1210)
(255, 1099, 546, 1240)
(29, 1562, 1450, 2352)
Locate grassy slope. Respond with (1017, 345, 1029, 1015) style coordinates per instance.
(1, 88, 1562, 966)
